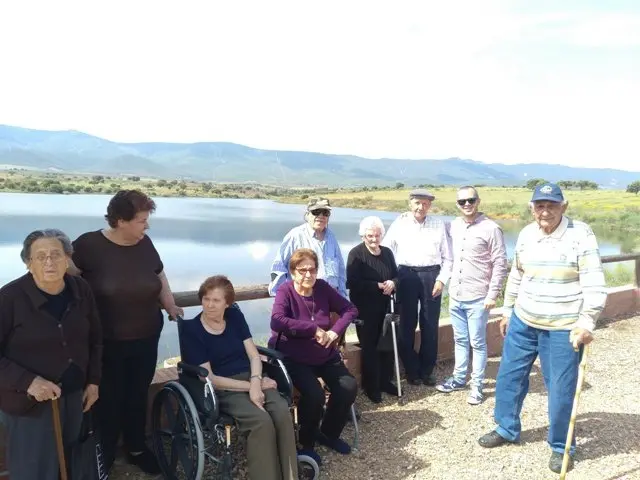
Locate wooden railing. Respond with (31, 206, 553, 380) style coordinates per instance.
(173, 253, 640, 308)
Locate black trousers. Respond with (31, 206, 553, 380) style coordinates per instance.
(397, 265, 442, 380)
(284, 358, 357, 449)
(96, 334, 159, 469)
(355, 302, 394, 396)
(1, 390, 83, 480)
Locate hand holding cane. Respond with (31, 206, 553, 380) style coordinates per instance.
(559, 338, 591, 479)
(51, 397, 68, 480)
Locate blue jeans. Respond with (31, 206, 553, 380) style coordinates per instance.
(449, 297, 489, 388)
(494, 312, 581, 454)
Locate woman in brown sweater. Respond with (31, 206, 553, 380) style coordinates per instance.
(0, 229, 102, 479)
(70, 190, 183, 474)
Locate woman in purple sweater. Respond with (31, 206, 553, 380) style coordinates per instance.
(269, 248, 358, 463)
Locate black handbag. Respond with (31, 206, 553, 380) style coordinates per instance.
(376, 297, 400, 353)
(70, 410, 109, 480)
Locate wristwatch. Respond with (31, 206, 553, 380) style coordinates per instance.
(250, 375, 262, 381)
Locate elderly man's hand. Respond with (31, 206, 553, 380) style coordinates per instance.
(432, 280, 444, 298)
(570, 328, 593, 351)
(499, 316, 509, 337)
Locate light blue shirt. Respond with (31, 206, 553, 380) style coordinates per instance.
(268, 223, 347, 297)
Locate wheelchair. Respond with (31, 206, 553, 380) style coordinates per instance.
(150, 315, 320, 480)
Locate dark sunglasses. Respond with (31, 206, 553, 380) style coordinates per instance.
(457, 198, 477, 206)
(310, 209, 331, 217)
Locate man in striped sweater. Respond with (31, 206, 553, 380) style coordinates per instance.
(477, 182, 607, 474)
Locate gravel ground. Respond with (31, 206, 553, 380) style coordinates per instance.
(112, 313, 640, 480)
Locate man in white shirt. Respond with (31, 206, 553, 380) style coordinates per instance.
(382, 189, 453, 385)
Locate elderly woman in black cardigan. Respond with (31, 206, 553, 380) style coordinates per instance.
(346, 216, 399, 403)
(0, 229, 102, 479)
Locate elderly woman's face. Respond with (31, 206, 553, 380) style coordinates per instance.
(363, 228, 382, 250)
(293, 258, 318, 289)
(27, 238, 69, 284)
(201, 287, 229, 319)
(118, 210, 150, 241)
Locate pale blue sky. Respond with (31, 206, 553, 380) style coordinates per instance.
(0, 1, 638, 169)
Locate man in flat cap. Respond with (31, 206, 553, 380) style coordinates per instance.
(478, 183, 607, 474)
(269, 197, 347, 297)
(382, 189, 453, 385)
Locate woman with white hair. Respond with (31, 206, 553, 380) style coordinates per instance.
(346, 216, 399, 403)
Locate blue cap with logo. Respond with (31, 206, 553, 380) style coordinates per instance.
(531, 182, 564, 203)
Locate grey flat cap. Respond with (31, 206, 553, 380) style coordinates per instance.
(409, 188, 435, 201)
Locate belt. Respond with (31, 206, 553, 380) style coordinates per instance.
(400, 265, 440, 272)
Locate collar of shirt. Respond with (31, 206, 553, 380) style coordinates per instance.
(458, 213, 487, 227)
(534, 215, 569, 241)
(305, 223, 327, 240)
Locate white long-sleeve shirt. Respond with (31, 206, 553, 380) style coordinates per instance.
(382, 212, 453, 285)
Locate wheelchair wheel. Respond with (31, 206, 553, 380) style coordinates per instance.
(151, 381, 205, 480)
(297, 454, 320, 480)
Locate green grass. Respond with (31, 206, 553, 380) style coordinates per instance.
(317, 187, 640, 233)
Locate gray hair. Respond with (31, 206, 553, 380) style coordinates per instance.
(358, 216, 386, 237)
(20, 229, 73, 264)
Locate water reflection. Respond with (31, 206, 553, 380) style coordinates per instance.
(0, 193, 629, 362)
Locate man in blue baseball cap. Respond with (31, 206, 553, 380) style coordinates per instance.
(478, 181, 607, 474)
(531, 182, 564, 203)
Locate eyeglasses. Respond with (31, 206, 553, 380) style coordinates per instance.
(310, 209, 331, 217)
(457, 198, 477, 206)
(295, 267, 318, 276)
(31, 251, 66, 263)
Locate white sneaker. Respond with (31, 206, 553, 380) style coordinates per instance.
(467, 386, 484, 405)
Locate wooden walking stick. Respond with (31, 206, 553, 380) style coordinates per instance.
(559, 343, 591, 480)
(51, 397, 68, 480)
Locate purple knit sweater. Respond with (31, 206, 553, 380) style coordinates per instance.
(269, 279, 358, 365)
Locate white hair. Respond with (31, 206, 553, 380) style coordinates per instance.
(358, 216, 385, 237)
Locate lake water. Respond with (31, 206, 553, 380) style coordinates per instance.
(0, 192, 628, 362)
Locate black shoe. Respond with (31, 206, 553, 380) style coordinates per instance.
(478, 430, 513, 449)
(549, 451, 573, 473)
(422, 374, 437, 386)
(365, 390, 382, 403)
(381, 382, 399, 397)
(407, 376, 421, 385)
(127, 447, 161, 475)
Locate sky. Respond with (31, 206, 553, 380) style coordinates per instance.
(0, 0, 639, 170)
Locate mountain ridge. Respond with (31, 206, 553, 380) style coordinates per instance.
(0, 124, 638, 187)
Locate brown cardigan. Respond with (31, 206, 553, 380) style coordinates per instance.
(0, 273, 102, 416)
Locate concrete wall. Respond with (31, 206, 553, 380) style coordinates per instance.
(1, 285, 638, 478)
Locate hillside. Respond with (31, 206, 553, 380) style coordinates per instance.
(0, 124, 638, 187)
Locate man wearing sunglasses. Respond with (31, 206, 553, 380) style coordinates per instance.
(435, 186, 508, 405)
(269, 197, 347, 298)
(382, 189, 453, 386)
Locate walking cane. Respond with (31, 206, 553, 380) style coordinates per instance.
(559, 343, 591, 480)
(51, 397, 69, 480)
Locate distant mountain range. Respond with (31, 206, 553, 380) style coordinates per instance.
(1, 124, 638, 187)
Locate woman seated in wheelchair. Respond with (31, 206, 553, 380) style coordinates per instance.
(181, 275, 298, 480)
(270, 248, 359, 463)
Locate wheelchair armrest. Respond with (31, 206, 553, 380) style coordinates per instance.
(177, 361, 208, 378)
(256, 345, 285, 361)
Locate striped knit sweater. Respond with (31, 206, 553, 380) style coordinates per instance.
(502, 216, 607, 332)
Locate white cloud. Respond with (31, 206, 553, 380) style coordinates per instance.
(0, 0, 638, 170)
